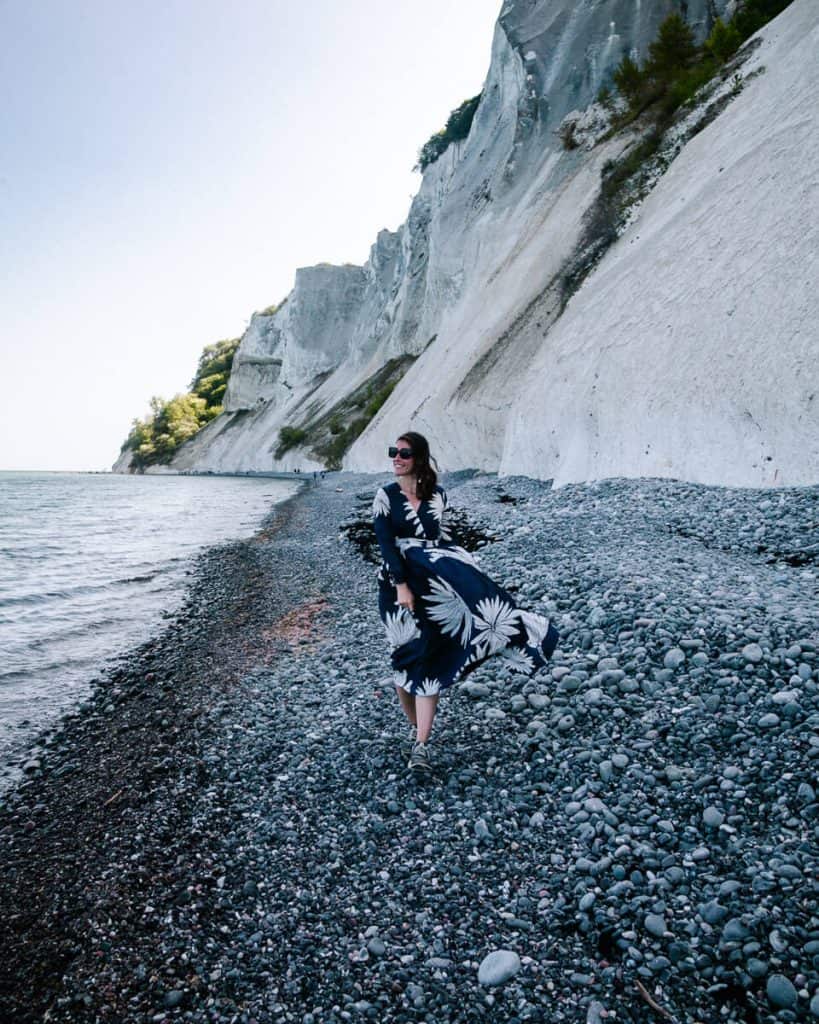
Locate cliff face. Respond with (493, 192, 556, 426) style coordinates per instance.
(502, 0, 819, 487)
(130, 0, 818, 487)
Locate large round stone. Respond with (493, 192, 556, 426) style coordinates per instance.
(742, 643, 764, 663)
(477, 950, 522, 987)
(766, 974, 798, 1009)
(702, 806, 724, 828)
(644, 913, 667, 939)
(664, 648, 686, 670)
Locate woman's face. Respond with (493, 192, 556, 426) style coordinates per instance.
(392, 437, 415, 478)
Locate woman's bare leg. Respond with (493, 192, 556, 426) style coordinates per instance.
(415, 695, 439, 744)
(395, 686, 417, 727)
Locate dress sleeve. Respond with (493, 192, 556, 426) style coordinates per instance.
(372, 487, 406, 585)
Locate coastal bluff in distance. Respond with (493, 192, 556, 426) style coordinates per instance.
(115, 0, 818, 488)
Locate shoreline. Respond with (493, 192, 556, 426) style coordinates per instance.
(1, 472, 817, 1023)
(0, 478, 316, 1020)
(0, 473, 306, 795)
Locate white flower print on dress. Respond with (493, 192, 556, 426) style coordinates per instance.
(500, 647, 535, 674)
(471, 597, 519, 656)
(428, 490, 445, 521)
(427, 546, 478, 568)
(423, 577, 473, 647)
(416, 676, 442, 696)
(372, 487, 391, 518)
(401, 494, 427, 537)
(427, 488, 453, 541)
(518, 609, 551, 648)
(383, 609, 420, 649)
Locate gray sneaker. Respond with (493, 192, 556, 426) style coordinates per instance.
(408, 741, 432, 772)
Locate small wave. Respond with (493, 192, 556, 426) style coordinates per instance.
(0, 568, 177, 609)
(4, 613, 141, 654)
(0, 654, 98, 687)
(0, 581, 111, 608)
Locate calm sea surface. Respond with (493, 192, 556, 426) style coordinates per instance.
(0, 472, 299, 786)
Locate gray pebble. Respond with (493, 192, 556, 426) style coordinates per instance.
(747, 958, 768, 979)
(722, 918, 750, 942)
(742, 643, 764, 664)
(474, 818, 491, 840)
(758, 713, 781, 728)
(701, 900, 728, 926)
(586, 1001, 606, 1024)
(664, 648, 686, 670)
(702, 806, 724, 828)
(477, 949, 521, 987)
(766, 974, 798, 1009)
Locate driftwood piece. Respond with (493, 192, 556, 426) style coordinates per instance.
(635, 979, 677, 1022)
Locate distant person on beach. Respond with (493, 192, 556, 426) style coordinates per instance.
(372, 431, 559, 773)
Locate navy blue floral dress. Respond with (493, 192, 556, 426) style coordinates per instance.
(372, 481, 559, 696)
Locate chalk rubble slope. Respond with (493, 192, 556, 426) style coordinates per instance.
(501, 0, 819, 488)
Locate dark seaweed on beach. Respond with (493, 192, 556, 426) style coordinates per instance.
(339, 494, 498, 565)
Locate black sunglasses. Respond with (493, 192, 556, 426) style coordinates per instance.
(388, 446, 414, 459)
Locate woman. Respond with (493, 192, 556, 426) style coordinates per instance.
(372, 431, 559, 772)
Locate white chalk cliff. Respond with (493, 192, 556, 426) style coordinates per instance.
(131, 0, 818, 487)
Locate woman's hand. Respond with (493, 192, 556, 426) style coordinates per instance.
(395, 582, 415, 614)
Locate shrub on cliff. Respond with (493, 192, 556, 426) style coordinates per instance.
(612, 54, 649, 109)
(318, 418, 369, 471)
(610, 2, 794, 122)
(647, 14, 697, 81)
(704, 18, 743, 61)
(121, 336, 239, 469)
(733, 0, 793, 38)
(611, 14, 697, 116)
(365, 381, 397, 418)
(416, 93, 482, 171)
(122, 394, 221, 470)
(276, 426, 308, 456)
(190, 338, 240, 408)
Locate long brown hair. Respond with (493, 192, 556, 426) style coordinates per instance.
(398, 431, 438, 500)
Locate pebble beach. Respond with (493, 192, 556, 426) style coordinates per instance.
(1, 471, 817, 1024)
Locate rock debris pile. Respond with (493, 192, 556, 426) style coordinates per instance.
(0, 473, 816, 1023)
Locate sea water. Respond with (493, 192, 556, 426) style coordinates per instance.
(0, 471, 300, 786)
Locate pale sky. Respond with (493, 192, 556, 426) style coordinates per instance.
(0, 0, 501, 471)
